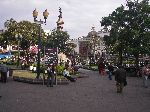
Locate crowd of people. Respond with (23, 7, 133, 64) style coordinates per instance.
(1, 56, 150, 95)
(97, 57, 150, 93)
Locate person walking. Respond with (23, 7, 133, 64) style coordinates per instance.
(97, 57, 105, 75)
(142, 64, 150, 88)
(47, 63, 54, 87)
(108, 63, 114, 80)
(115, 65, 127, 93)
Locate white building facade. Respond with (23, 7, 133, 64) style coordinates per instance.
(67, 27, 110, 62)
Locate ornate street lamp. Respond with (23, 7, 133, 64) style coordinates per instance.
(32, 9, 49, 79)
(15, 33, 22, 67)
(43, 9, 49, 23)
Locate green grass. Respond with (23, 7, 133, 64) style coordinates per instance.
(90, 66, 98, 69)
(12, 70, 78, 79)
(13, 70, 38, 79)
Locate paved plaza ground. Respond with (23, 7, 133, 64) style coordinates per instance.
(0, 69, 150, 112)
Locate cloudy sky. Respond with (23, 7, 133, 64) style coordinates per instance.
(0, 0, 127, 38)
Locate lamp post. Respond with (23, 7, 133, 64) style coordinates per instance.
(32, 9, 49, 79)
(92, 35, 96, 63)
(89, 26, 98, 64)
(15, 33, 22, 67)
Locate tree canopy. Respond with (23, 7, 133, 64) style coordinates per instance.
(101, 0, 150, 67)
(2, 18, 45, 50)
(46, 29, 70, 54)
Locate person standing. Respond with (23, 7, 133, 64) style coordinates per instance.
(0, 64, 9, 99)
(108, 63, 114, 80)
(0, 64, 9, 83)
(115, 65, 127, 93)
(97, 57, 105, 75)
(142, 64, 150, 88)
(47, 63, 54, 87)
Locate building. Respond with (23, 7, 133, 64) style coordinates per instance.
(67, 26, 110, 63)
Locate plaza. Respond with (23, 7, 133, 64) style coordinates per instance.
(0, 68, 150, 112)
(0, 1, 150, 111)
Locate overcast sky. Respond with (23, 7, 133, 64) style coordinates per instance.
(0, 0, 127, 38)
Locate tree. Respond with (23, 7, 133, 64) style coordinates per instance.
(47, 29, 70, 53)
(125, 0, 150, 68)
(3, 19, 45, 47)
(101, 5, 128, 65)
(2, 19, 45, 64)
(101, 0, 150, 68)
(65, 42, 77, 56)
(2, 18, 18, 48)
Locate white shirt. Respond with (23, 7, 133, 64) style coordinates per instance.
(63, 69, 70, 76)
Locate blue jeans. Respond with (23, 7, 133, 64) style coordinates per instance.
(143, 75, 148, 88)
(108, 71, 112, 80)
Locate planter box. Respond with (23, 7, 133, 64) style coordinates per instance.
(13, 76, 69, 85)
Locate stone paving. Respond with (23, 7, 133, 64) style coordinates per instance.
(0, 69, 150, 112)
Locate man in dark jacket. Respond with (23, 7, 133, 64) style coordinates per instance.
(115, 65, 127, 93)
(47, 63, 55, 87)
(0, 64, 9, 83)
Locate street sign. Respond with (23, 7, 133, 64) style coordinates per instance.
(44, 48, 58, 66)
